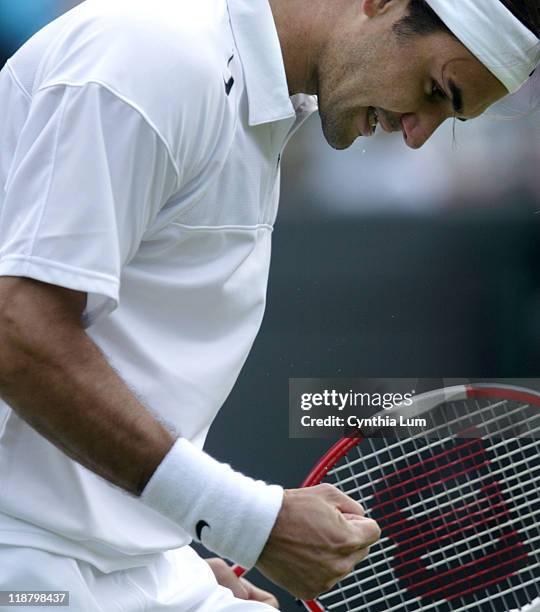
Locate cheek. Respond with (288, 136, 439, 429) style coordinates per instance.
(376, 50, 427, 108)
(321, 34, 380, 101)
(320, 66, 368, 111)
(381, 72, 426, 113)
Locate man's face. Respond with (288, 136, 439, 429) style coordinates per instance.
(317, 0, 508, 150)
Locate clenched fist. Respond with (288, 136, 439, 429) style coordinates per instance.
(256, 483, 381, 600)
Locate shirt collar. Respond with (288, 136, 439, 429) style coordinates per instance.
(227, 0, 305, 126)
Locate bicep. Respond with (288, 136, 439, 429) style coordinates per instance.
(0, 276, 87, 326)
(0, 276, 87, 386)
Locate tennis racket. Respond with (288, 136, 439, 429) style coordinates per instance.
(234, 383, 540, 612)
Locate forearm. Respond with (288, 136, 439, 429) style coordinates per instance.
(0, 278, 174, 495)
(0, 278, 283, 570)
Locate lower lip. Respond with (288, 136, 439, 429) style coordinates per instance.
(376, 108, 391, 132)
(377, 108, 402, 133)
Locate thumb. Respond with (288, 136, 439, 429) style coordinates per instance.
(332, 489, 365, 517)
(345, 516, 381, 548)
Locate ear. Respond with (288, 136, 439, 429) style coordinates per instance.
(363, 0, 398, 18)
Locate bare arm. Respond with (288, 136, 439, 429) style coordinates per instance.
(0, 276, 174, 495)
(0, 276, 381, 599)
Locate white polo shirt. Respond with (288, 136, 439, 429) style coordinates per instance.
(0, 0, 317, 571)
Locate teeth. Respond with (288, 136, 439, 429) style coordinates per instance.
(368, 107, 379, 131)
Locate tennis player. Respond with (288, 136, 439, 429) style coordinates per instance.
(0, 0, 537, 610)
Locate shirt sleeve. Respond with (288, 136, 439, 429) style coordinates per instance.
(0, 82, 179, 327)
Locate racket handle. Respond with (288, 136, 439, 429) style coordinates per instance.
(232, 563, 247, 577)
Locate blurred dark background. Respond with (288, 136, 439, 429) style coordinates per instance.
(2, 2, 539, 610)
(207, 211, 540, 609)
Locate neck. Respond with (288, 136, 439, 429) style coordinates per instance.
(268, 0, 324, 95)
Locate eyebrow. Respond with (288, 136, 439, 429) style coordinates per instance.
(448, 78, 465, 115)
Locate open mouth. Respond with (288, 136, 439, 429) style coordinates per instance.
(367, 106, 379, 133)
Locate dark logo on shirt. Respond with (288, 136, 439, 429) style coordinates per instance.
(224, 53, 234, 95)
(224, 76, 234, 96)
(196, 519, 210, 541)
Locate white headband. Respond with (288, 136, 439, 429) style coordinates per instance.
(425, 0, 540, 93)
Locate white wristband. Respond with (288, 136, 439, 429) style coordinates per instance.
(140, 438, 284, 568)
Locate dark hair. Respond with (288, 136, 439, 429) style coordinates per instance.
(393, 0, 540, 40)
(392, 0, 451, 39)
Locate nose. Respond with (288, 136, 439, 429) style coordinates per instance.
(400, 111, 448, 149)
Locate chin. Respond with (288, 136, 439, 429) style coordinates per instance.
(319, 113, 356, 150)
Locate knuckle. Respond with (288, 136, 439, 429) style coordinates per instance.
(317, 482, 337, 496)
(334, 558, 354, 577)
(355, 546, 371, 563)
(336, 520, 364, 550)
(334, 530, 356, 553)
(365, 518, 382, 541)
(355, 502, 365, 515)
(309, 563, 349, 597)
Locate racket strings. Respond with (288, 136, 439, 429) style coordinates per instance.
(329, 397, 514, 478)
(316, 397, 540, 612)
(376, 570, 540, 612)
(409, 399, 537, 612)
(338, 480, 540, 582)
(437, 401, 515, 612)
(324, 487, 540, 591)
(344, 429, 540, 509)
(325, 441, 540, 612)
(330, 399, 534, 488)
(365, 445, 540, 532)
(339, 433, 540, 544)
(320, 475, 540, 606)
(333, 400, 540, 502)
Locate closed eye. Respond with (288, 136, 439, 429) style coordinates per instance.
(432, 80, 468, 122)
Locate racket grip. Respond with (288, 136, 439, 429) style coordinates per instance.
(232, 563, 247, 577)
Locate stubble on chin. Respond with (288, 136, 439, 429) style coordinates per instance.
(319, 103, 357, 150)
